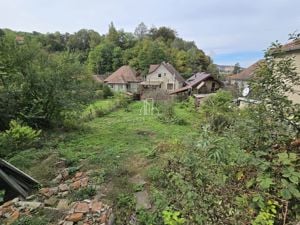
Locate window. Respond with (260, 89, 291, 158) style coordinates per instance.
(158, 73, 161, 77)
(211, 82, 216, 92)
(164, 73, 166, 76)
(167, 83, 174, 90)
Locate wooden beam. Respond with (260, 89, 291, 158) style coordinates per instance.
(0, 169, 28, 198)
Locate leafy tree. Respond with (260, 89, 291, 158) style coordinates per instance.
(87, 41, 115, 74)
(127, 39, 169, 73)
(112, 46, 123, 71)
(107, 22, 120, 46)
(207, 63, 220, 77)
(233, 62, 241, 74)
(187, 47, 210, 72)
(149, 26, 177, 42)
(0, 32, 92, 129)
(250, 41, 300, 133)
(67, 29, 90, 52)
(134, 22, 148, 39)
(171, 38, 197, 51)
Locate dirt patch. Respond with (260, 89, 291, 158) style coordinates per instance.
(123, 154, 151, 176)
(29, 154, 61, 185)
(135, 129, 156, 137)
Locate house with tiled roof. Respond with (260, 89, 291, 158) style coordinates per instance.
(141, 62, 185, 92)
(228, 39, 300, 104)
(170, 72, 222, 95)
(227, 60, 264, 91)
(104, 65, 141, 93)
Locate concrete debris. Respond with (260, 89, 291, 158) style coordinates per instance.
(0, 168, 113, 225)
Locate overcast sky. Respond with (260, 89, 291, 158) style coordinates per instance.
(1, 0, 299, 67)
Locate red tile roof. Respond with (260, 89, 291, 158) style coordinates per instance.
(104, 66, 141, 84)
(228, 60, 264, 81)
(280, 39, 300, 52)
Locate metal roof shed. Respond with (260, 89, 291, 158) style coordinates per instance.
(0, 159, 40, 202)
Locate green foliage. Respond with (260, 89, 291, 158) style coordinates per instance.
(157, 101, 188, 125)
(162, 209, 185, 225)
(250, 42, 300, 133)
(146, 38, 300, 224)
(252, 200, 278, 225)
(0, 120, 41, 157)
(71, 186, 96, 201)
(87, 41, 116, 74)
(0, 33, 97, 129)
(11, 216, 48, 225)
(199, 90, 236, 132)
(233, 62, 241, 74)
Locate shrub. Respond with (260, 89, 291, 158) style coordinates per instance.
(157, 101, 187, 125)
(199, 90, 236, 132)
(70, 186, 96, 201)
(162, 209, 185, 225)
(11, 216, 48, 225)
(103, 85, 114, 98)
(0, 120, 41, 157)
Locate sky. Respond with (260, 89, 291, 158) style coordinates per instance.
(1, 0, 299, 67)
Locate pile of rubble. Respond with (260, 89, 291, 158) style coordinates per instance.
(59, 200, 113, 225)
(39, 170, 90, 199)
(0, 197, 43, 224)
(0, 168, 114, 225)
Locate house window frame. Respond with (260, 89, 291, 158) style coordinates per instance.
(158, 73, 162, 78)
(167, 83, 174, 90)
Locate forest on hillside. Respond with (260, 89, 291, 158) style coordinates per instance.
(1, 22, 300, 225)
(0, 22, 218, 131)
(1, 22, 217, 77)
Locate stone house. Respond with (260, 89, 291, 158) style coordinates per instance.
(104, 65, 141, 93)
(141, 62, 185, 92)
(170, 72, 223, 105)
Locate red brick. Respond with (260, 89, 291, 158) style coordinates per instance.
(91, 201, 102, 213)
(71, 180, 81, 190)
(66, 212, 84, 222)
(74, 202, 89, 213)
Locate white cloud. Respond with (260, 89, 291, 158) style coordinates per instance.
(1, 0, 299, 66)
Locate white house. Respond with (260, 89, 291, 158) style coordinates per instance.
(104, 65, 141, 93)
(141, 62, 185, 92)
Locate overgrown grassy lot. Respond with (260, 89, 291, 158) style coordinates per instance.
(7, 91, 300, 225)
(8, 99, 200, 213)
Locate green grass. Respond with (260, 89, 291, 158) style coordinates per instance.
(59, 102, 200, 168)
(8, 100, 201, 206)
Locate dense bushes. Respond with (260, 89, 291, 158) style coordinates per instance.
(145, 41, 300, 224)
(0, 33, 104, 130)
(157, 101, 188, 125)
(199, 90, 236, 132)
(0, 120, 41, 157)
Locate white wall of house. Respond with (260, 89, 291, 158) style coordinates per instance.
(146, 65, 182, 91)
(109, 84, 127, 92)
(128, 83, 139, 93)
(284, 51, 300, 104)
(108, 82, 140, 93)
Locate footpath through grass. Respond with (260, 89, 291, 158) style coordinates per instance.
(9, 100, 200, 206)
